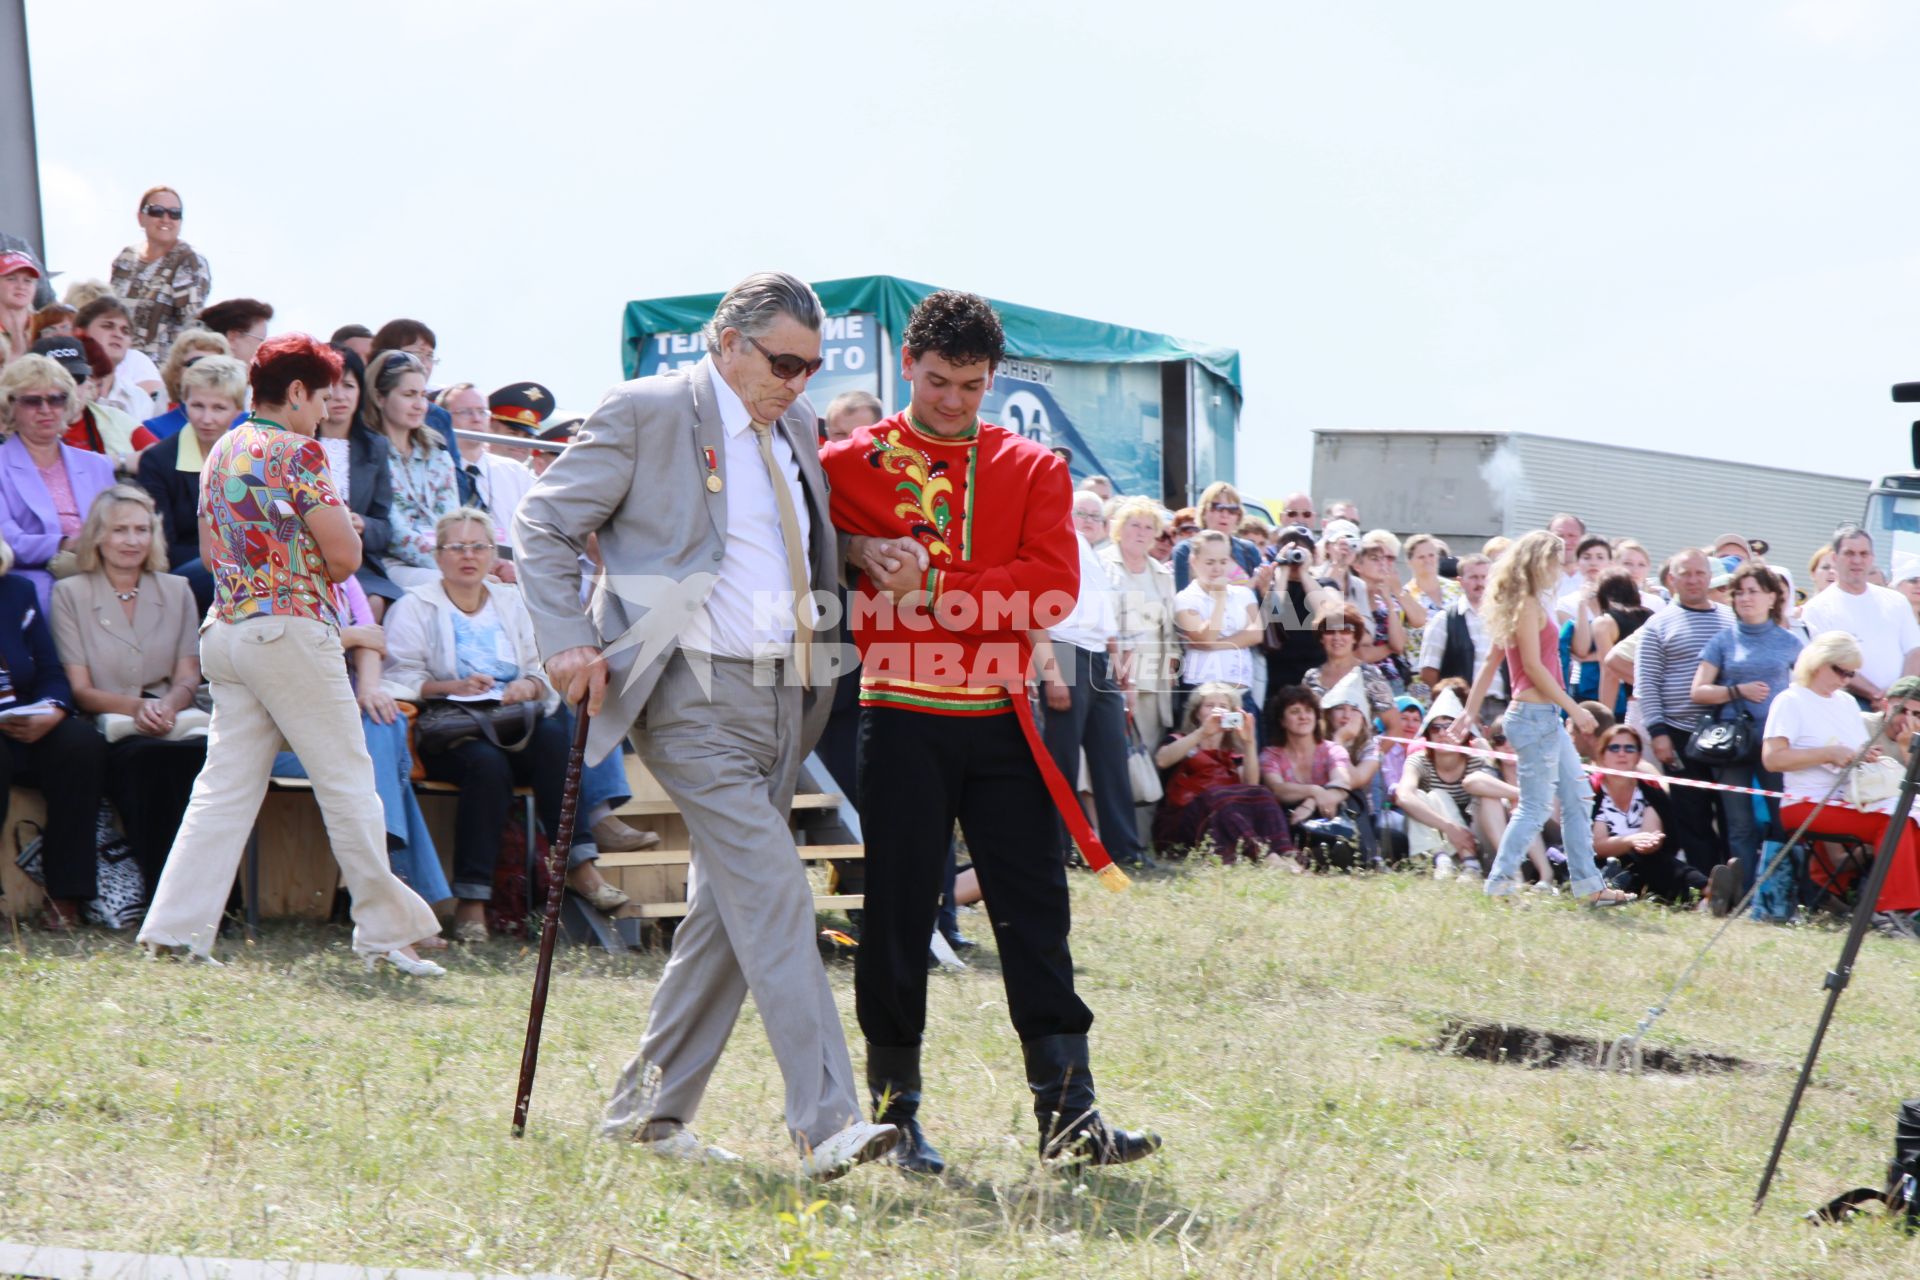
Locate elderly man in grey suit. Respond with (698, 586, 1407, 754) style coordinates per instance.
(512, 272, 896, 1179)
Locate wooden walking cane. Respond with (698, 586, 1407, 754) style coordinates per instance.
(512, 706, 593, 1137)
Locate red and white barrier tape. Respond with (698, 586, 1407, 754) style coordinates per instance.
(1379, 735, 1792, 801)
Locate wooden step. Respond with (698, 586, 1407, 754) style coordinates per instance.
(614, 792, 844, 817)
(595, 844, 864, 870)
(619, 894, 864, 921)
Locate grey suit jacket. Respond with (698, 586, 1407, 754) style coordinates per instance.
(512, 360, 835, 766)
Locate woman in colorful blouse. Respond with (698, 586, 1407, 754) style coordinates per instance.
(365, 350, 457, 590)
(137, 334, 444, 974)
(108, 187, 212, 362)
(1151, 680, 1292, 865)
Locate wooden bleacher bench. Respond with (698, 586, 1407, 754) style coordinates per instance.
(597, 755, 862, 937)
(3, 751, 864, 951)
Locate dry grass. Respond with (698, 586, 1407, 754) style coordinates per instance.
(4, 866, 1920, 1278)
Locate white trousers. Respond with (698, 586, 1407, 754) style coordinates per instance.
(139, 616, 441, 958)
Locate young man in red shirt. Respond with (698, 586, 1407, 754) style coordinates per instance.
(819, 291, 1160, 1175)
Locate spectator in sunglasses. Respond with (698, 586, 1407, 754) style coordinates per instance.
(1171, 480, 1271, 593)
(0, 355, 118, 612)
(1589, 725, 1708, 903)
(1278, 492, 1318, 532)
(109, 187, 212, 363)
(1764, 630, 1920, 930)
(24, 335, 152, 476)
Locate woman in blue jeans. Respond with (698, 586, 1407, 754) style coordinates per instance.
(1689, 563, 1800, 891)
(1459, 531, 1635, 905)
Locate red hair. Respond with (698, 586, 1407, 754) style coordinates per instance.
(249, 333, 343, 405)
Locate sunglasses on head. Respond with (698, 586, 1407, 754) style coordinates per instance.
(15, 392, 69, 410)
(142, 204, 183, 220)
(747, 335, 824, 380)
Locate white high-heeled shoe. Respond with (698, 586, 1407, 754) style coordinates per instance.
(364, 949, 446, 977)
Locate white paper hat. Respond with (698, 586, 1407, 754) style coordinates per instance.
(1320, 667, 1370, 716)
(1419, 685, 1468, 734)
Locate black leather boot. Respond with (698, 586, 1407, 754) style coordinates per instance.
(1023, 1033, 1162, 1167)
(866, 1042, 946, 1176)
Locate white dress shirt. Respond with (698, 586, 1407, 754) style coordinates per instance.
(466, 452, 537, 545)
(1051, 532, 1120, 653)
(682, 355, 812, 659)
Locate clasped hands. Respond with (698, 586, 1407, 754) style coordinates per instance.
(848, 535, 930, 602)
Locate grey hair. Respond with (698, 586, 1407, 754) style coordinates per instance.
(1832, 522, 1872, 549)
(704, 271, 824, 349)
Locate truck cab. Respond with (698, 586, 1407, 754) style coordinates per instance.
(1868, 386, 1920, 571)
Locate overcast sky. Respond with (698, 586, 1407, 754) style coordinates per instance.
(25, 0, 1920, 498)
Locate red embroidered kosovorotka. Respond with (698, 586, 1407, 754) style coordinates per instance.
(819, 411, 1078, 715)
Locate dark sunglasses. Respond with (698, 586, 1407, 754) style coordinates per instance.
(1209, 503, 1242, 514)
(1284, 508, 1314, 518)
(747, 335, 824, 380)
(15, 392, 69, 410)
(1603, 742, 1640, 754)
(1831, 664, 1858, 680)
(1155, 531, 1173, 542)
(142, 204, 183, 220)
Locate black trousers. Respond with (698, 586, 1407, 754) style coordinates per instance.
(0, 717, 106, 900)
(1041, 646, 1145, 866)
(1652, 723, 1727, 877)
(855, 706, 1093, 1048)
(103, 736, 205, 887)
(422, 714, 568, 901)
(1609, 851, 1710, 903)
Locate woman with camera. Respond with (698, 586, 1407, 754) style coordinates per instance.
(1151, 681, 1292, 865)
(381, 508, 628, 942)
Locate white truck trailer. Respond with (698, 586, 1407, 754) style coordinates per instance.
(1310, 428, 1867, 580)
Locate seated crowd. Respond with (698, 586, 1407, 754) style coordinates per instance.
(3, 190, 1919, 941)
(0, 190, 658, 934)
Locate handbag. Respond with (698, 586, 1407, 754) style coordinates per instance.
(1849, 754, 1905, 810)
(1124, 714, 1163, 805)
(1684, 672, 1757, 766)
(414, 698, 541, 755)
(14, 809, 146, 929)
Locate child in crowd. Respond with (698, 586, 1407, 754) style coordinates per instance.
(1174, 530, 1263, 725)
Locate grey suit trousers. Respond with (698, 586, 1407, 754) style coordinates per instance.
(599, 650, 860, 1149)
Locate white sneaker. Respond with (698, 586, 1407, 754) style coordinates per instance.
(929, 930, 968, 972)
(1433, 853, 1456, 881)
(641, 1126, 742, 1164)
(800, 1121, 899, 1181)
(1460, 858, 1484, 880)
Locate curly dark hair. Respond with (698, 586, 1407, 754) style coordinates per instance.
(902, 290, 1004, 369)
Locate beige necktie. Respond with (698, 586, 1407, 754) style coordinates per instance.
(751, 421, 813, 679)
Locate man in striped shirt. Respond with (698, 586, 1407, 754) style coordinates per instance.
(1634, 548, 1733, 877)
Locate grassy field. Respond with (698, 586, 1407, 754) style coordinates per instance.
(5, 866, 1920, 1278)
